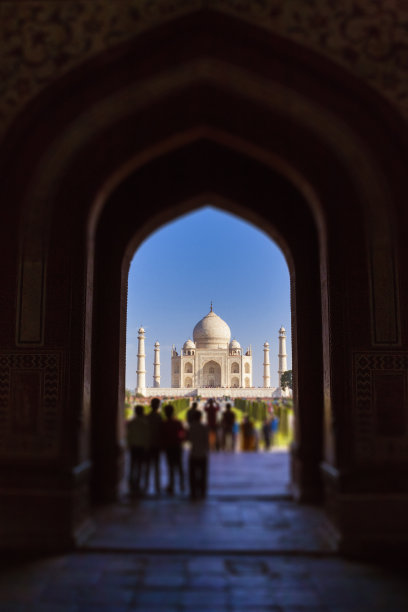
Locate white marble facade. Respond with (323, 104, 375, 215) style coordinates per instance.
(171, 306, 252, 389)
(136, 306, 290, 398)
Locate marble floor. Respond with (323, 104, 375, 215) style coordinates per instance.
(1, 450, 408, 611)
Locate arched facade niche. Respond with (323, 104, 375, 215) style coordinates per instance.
(231, 362, 239, 373)
(203, 361, 221, 388)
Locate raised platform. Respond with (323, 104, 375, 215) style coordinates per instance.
(138, 387, 291, 399)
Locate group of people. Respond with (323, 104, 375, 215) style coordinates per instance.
(126, 398, 280, 499)
(202, 398, 279, 452)
(126, 399, 209, 500)
(202, 399, 236, 451)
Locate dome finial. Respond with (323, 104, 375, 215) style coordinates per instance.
(210, 300, 213, 312)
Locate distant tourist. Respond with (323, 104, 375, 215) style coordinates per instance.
(126, 405, 148, 495)
(262, 417, 272, 450)
(241, 415, 255, 451)
(204, 398, 219, 451)
(162, 404, 185, 495)
(221, 403, 236, 451)
(232, 419, 239, 451)
(187, 410, 209, 500)
(186, 401, 199, 426)
(271, 414, 279, 446)
(146, 398, 163, 494)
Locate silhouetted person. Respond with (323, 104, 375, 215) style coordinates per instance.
(162, 404, 185, 495)
(271, 414, 279, 446)
(186, 401, 199, 426)
(221, 403, 236, 451)
(126, 404, 148, 494)
(232, 419, 239, 451)
(205, 398, 219, 451)
(262, 417, 271, 450)
(241, 415, 255, 451)
(146, 397, 163, 494)
(187, 410, 209, 500)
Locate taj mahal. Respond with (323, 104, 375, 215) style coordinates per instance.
(135, 306, 291, 399)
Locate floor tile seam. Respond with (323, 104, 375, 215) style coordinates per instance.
(76, 547, 338, 558)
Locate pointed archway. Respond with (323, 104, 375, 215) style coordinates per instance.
(1, 8, 406, 553)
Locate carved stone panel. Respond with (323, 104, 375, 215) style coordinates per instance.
(353, 352, 408, 464)
(0, 352, 63, 458)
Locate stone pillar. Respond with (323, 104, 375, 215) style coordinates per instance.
(153, 341, 160, 388)
(263, 341, 270, 387)
(136, 326, 146, 395)
(278, 326, 287, 387)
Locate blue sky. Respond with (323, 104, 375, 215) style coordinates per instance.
(126, 206, 291, 389)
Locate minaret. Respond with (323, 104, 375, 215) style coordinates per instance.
(263, 341, 270, 388)
(136, 326, 146, 395)
(278, 326, 288, 387)
(153, 341, 160, 388)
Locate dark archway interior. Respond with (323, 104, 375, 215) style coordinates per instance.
(1, 7, 407, 559)
(91, 140, 324, 503)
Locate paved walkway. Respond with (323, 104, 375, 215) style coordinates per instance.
(91, 450, 330, 553)
(120, 448, 290, 498)
(2, 551, 408, 611)
(2, 450, 408, 610)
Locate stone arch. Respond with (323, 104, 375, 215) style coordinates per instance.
(245, 377, 250, 388)
(184, 362, 193, 373)
(231, 377, 239, 388)
(184, 377, 192, 388)
(2, 9, 406, 530)
(231, 362, 239, 373)
(203, 360, 221, 387)
(244, 363, 250, 374)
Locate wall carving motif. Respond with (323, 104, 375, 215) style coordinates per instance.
(0, 352, 63, 457)
(353, 352, 408, 464)
(0, 0, 408, 140)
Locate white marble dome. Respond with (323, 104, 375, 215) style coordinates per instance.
(183, 339, 196, 350)
(193, 309, 231, 349)
(229, 339, 241, 349)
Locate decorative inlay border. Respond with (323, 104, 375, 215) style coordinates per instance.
(0, 0, 408, 141)
(353, 352, 408, 463)
(0, 351, 63, 457)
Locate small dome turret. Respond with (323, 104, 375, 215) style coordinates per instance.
(183, 339, 196, 350)
(229, 339, 241, 349)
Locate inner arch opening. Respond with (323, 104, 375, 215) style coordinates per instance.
(125, 206, 293, 498)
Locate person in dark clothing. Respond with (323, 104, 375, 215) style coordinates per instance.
(241, 415, 255, 451)
(162, 404, 185, 495)
(221, 403, 236, 451)
(186, 401, 199, 426)
(204, 398, 219, 451)
(187, 410, 209, 500)
(262, 417, 271, 450)
(126, 404, 148, 495)
(146, 397, 163, 494)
